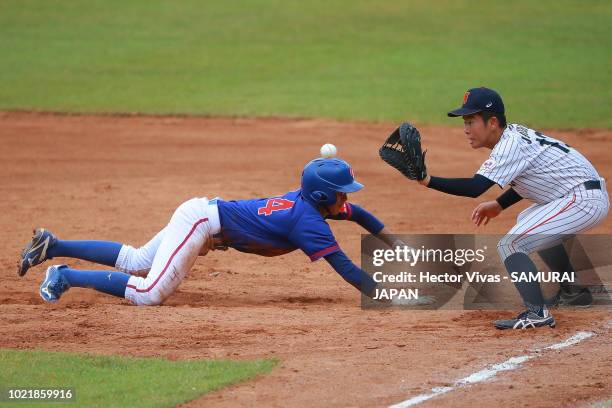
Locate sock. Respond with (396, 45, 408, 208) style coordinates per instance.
(61, 267, 130, 298)
(48, 240, 122, 267)
(537, 244, 584, 294)
(504, 252, 545, 310)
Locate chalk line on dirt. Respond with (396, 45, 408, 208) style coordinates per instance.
(389, 331, 595, 408)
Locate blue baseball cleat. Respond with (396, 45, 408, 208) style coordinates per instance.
(39, 265, 70, 303)
(18, 228, 57, 277)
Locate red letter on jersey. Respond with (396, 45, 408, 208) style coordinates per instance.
(258, 198, 295, 216)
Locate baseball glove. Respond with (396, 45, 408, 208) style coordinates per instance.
(379, 122, 427, 181)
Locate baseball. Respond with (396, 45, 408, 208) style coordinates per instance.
(320, 143, 337, 158)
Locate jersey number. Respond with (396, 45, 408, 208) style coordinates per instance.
(258, 198, 294, 216)
(534, 131, 570, 153)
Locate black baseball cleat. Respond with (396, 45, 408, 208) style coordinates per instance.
(494, 307, 556, 330)
(559, 288, 593, 307)
(18, 228, 57, 277)
(546, 288, 593, 308)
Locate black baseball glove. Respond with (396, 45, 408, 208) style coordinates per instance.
(379, 122, 427, 181)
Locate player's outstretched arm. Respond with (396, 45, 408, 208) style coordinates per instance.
(372, 227, 409, 250)
(419, 174, 496, 198)
(324, 250, 378, 298)
(331, 204, 404, 249)
(342, 203, 385, 234)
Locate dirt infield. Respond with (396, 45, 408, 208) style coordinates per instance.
(1, 112, 610, 407)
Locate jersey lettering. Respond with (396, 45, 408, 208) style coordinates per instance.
(516, 125, 530, 138)
(257, 198, 295, 216)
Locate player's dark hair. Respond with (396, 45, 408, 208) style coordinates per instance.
(479, 111, 507, 128)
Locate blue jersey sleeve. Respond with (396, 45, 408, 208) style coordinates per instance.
(289, 214, 340, 261)
(324, 250, 377, 296)
(326, 203, 385, 235)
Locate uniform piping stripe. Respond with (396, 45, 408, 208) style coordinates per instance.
(309, 244, 340, 261)
(511, 194, 576, 251)
(126, 218, 209, 293)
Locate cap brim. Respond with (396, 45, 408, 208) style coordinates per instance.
(447, 107, 483, 117)
(337, 181, 364, 193)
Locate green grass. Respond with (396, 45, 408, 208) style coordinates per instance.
(0, 0, 610, 128)
(0, 349, 277, 408)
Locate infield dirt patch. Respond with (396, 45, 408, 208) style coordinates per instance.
(1, 112, 610, 407)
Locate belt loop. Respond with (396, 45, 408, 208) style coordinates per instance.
(583, 180, 601, 190)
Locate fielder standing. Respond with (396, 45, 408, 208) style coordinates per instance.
(381, 87, 609, 329)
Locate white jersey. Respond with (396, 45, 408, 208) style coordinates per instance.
(477, 123, 600, 204)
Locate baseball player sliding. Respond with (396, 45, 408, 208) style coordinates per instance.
(381, 87, 609, 330)
(19, 158, 399, 306)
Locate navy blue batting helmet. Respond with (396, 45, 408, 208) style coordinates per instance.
(300, 158, 363, 206)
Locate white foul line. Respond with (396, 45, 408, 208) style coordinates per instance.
(389, 331, 595, 408)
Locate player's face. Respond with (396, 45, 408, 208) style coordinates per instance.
(463, 114, 488, 149)
(463, 114, 500, 149)
(328, 192, 348, 215)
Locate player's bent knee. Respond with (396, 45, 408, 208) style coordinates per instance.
(142, 293, 165, 306)
(497, 236, 520, 262)
(132, 290, 167, 306)
(116, 245, 152, 276)
(171, 198, 198, 219)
